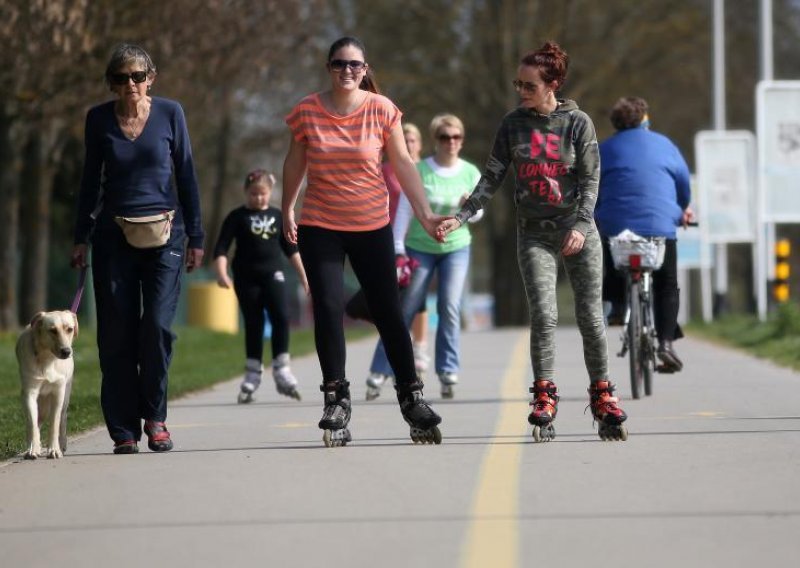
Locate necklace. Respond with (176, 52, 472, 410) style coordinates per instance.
(116, 102, 150, 140)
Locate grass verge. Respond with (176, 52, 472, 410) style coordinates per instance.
(0, 324, 374, 461)
(686, 302, 800, 372)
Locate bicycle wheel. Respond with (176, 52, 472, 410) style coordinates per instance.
(641, 295, 654, 397)
(627, 281, 643, 400)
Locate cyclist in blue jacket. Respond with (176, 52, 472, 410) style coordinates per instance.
(595, 97, 694, 372)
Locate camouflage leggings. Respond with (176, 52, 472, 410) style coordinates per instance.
(516, 220, 608, 383)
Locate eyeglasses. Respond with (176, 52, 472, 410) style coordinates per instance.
(110, 71, 148, 85)
(329, 59, 366, 72)
(437, 133, 463, 142)
(512, 79, 537, 93)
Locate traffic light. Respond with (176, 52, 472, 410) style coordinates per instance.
(774, 239, 791, 303)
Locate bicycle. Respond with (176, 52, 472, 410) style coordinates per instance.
(608, 232, 666, 400)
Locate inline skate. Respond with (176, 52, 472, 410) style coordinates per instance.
(528, 379, 559, 442)
(438, 372, 458, 399)
(588, 380, 628, 441)
(237, 358, 263, 403)
(413, 341, 429, 379)
(365, 372, 393, 401)
(319, 380, 352, 447)
(272, 353, 301, 400)
(397, 384, 442, 444)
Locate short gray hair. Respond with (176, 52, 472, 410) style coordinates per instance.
(104, 44, 157, 86)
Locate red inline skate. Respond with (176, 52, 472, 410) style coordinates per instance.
(528, 380, 559, 442)
(587, 380, 628, 441)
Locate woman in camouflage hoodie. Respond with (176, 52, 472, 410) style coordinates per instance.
(437, 42, 628, 441)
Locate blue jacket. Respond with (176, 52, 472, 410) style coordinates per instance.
(595, 126, 690, 239)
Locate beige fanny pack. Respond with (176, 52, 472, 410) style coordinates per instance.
(115, 210, 175, 249)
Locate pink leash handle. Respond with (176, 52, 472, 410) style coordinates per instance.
(70, 266, 88, 314)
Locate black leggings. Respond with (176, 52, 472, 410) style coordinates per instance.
(233, 270, 290, 362)
(602, 238, 683, 341)
(298, 224, 417, 386)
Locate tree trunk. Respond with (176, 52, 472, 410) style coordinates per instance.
(0, 104, 20, 331)
(206, 89, 232, 256)
(18, 127, 52, 322)
(489, 181, 528, 326)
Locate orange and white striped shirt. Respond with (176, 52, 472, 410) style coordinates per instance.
(285, 92, 401, 231)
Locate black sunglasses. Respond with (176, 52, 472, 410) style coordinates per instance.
(512, 79, 537, 93)
(110, 71, 148, 85)
(329, 59, 366, 72)
(437, 133, 463, 142)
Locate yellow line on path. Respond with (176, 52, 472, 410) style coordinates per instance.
(460, 333, 529, 568)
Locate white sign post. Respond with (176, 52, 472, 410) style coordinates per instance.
(693, 131, 757, 322)
(756, 81, 800, 319)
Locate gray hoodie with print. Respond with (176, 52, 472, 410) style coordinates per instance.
(455, 99, 600, 235)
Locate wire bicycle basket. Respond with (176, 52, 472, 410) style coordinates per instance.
(609, 231, 666, 270)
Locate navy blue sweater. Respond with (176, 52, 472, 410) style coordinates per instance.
(595, 126, 690, 239)
(74, 96, 204, 248)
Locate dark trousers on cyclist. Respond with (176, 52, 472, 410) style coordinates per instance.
(601, 238, 684, 343)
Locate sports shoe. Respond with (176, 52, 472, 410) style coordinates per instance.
(113, 440, 139, 455)
(144, 420, 174, 452)
(657, 340, 683, 372)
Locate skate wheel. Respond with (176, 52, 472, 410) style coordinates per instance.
(290, 389, 302, 401)
(365, 387, 380, 401)
(237, 391, 253, 404)
(532, 424, 555, 443)
(440, 385, 453, 399)
(410, 426, 442, 445)
(323, 428, 351, 448)
(598, 423, 628, 441)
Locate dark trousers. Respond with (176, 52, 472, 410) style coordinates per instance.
(92, 218, 185, 443)
(602, 238, 683, 342)
(233, 270, 290, 362)
(297, 224, 417, 387)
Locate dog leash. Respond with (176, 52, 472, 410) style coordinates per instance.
(70, 266, 88, 314)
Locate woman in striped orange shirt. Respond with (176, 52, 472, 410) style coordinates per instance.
(282, 36, 446, 447)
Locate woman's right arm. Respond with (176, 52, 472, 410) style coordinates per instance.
(281, 136, 308, 245)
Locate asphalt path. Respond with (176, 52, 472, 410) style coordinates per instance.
(1, 326, 799, 568)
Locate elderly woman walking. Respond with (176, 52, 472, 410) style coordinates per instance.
(71, 44, 204, 454)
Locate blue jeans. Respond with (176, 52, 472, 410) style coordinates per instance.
(370, 246, 471, 377)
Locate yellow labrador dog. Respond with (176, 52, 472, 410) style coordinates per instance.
(16, 310, 77, 459)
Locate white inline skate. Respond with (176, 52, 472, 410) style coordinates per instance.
(272, 353, 301, 400)
(365, 372, 393, 401)
(438, 372, 458, 399)
(413, 341, 429, 379)
(237, 358, 263, 404)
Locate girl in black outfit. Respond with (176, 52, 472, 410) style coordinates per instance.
(213, 170, 309, 403)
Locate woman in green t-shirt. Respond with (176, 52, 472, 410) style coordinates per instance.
(367, 113, 483, 399)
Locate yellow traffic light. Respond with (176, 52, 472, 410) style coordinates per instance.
(774, 239, 791, 303)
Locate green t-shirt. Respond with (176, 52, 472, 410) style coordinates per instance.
(405, 157, 481, 254)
